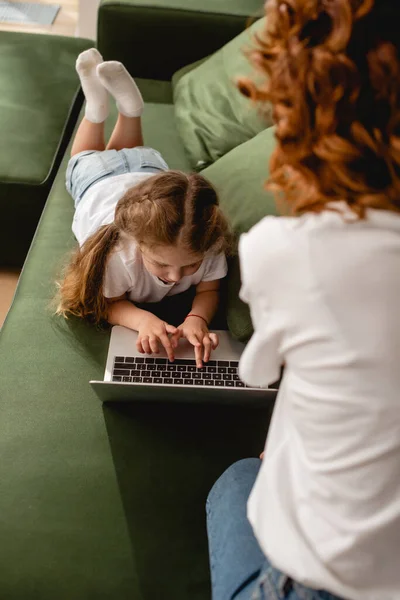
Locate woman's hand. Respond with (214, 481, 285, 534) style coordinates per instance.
(172, 315, 219, 368)
(137, 312, 177, 362)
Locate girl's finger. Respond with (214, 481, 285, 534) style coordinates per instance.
(136, 339, 145, 354)
(159, 333, 175, 362)
(149, 336, 159, 354)
(165, 323, 178, 335)
(194, 343, 203, 368)
(187, 333, 203, 367)
(209, 332, 219, 349)
(171, 329, 182, 348)
(141, 336, 151, 354)
(202, 334, 212, 363)
(187, 333, 201, 348)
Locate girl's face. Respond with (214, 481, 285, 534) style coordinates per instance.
(140, 244, 204, 283)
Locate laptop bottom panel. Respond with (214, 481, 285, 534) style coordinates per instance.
(90, 381, 277, 407)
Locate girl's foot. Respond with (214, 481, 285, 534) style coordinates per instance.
(76, 48, 109, 123)
(97, 61, 144, 118)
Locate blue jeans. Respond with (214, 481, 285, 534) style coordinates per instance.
(206, 459, 344, 600)
(65, 146, 169, 207)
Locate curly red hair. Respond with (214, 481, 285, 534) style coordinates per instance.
(239, 0, 400, 217)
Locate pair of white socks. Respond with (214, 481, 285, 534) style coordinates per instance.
(76, 48, 144, 124)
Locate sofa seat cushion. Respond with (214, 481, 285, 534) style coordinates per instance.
(0, 31, 93, 267)
(203, 127, 279, 342)
(173, 17, 272, 169)
(125, 92, 192, 170)
(0, 101, 272, 599)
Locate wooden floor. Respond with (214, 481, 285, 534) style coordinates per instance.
(0, 0, 79, 326)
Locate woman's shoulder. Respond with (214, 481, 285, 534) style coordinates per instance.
(239, 211, 340, 288)
(240, 215, 295, 258)
(243, 207, 350, 248)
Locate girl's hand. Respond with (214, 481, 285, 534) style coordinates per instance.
(172, 315, 219, 368)
(137, 313, 177, 362)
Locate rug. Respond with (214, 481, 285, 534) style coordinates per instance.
(0, 2, 60, 25)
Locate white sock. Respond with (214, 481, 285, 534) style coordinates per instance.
(76, 48, 109, 123)
(97, 61, 144, 118)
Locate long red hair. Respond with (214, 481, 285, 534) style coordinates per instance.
(239, 0, 400, 217)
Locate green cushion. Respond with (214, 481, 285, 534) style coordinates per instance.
(173, 17, 272, 169)
(171, 56, 207, 88)
(203, 127, 279, 341)
(125, 96, 191, 171)
(0, 31, 93, 267)
(135, 77, 174, 104)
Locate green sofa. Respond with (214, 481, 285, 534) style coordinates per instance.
(0, 1, 275, 599)
(0, 32, 93, 267)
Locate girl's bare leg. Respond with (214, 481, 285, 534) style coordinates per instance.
(71, 118, 106, 156)
(72, 48, 109, 156)
(73, 55, 145, 155)
(97, 61, 144, 150)
(106, 113, 143, 150)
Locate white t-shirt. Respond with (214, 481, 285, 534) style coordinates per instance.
(72, 173, 227, 302)
(239, 205, 400, 600)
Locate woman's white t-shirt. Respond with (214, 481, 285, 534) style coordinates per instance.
(72, 173, 227, 302)
(239, 205, 400, 600)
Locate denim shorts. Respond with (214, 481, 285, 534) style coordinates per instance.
(66, 146, 169, 207)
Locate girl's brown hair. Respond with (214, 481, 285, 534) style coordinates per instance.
(56, 171, 232, 324)
(239, 0, 400, 217)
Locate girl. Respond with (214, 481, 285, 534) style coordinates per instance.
(206, 1, 400, 600)
(57, 49, 231, 367)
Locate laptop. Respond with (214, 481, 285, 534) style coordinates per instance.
(90, 325, 280, 405)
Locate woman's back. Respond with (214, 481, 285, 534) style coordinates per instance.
(207, 1, 400, 599)
(239, 206, 400, 599)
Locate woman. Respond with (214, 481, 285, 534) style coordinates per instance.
(206, 1, 400, 599)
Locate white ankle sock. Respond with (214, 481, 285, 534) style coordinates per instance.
(76, 48, 109, 123)
(97, 61, 144, 118)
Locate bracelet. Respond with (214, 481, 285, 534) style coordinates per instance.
(185, 313, 209, 326)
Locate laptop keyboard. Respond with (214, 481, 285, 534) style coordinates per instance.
(111, 357, 280, 390)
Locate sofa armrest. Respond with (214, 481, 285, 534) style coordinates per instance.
(97, 0, 264, 81)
